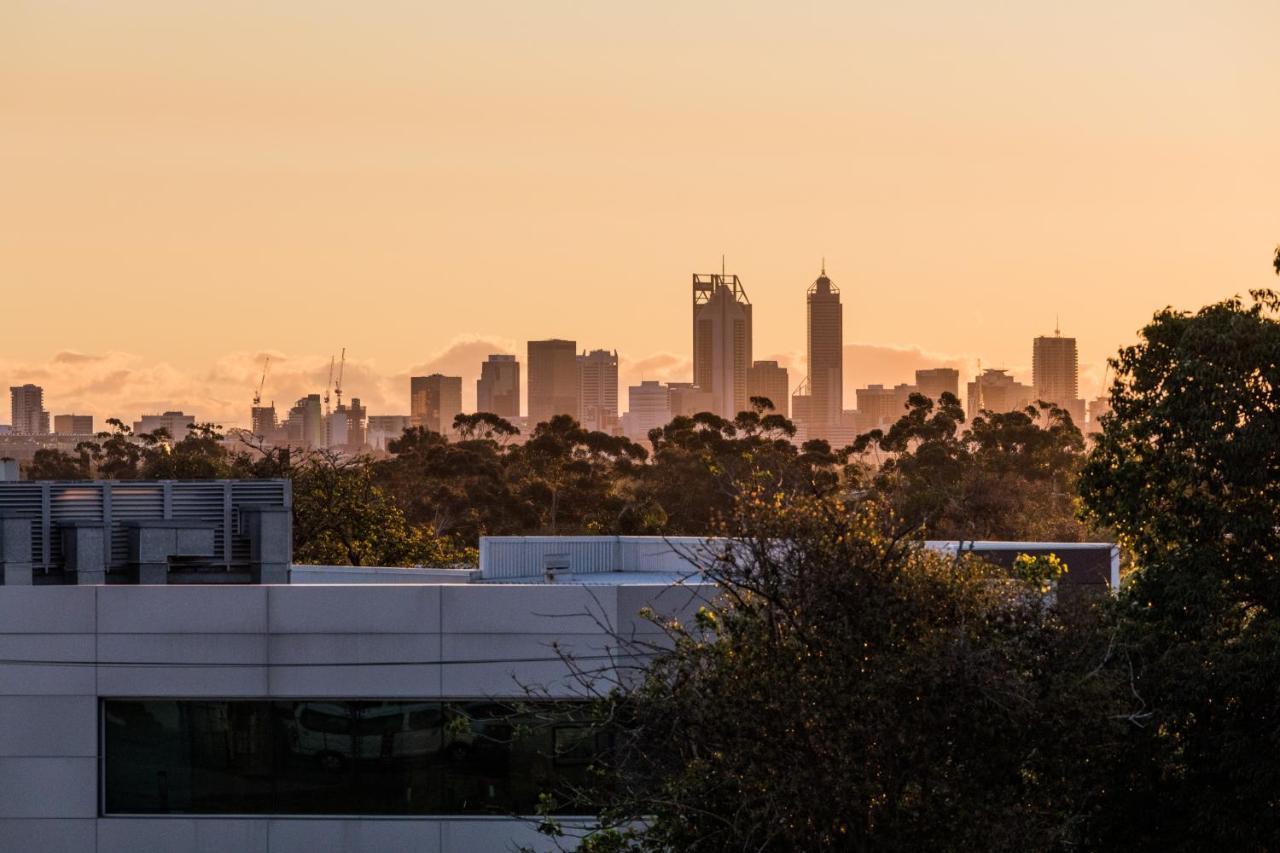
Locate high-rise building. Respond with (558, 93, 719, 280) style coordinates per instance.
(621, 381, 672, 439)
(855, 383, 916, 431)
(692, 271, 752, 419)
(134, 411, 196, 442)
(9, 385, 49, 436)
(53, 414, 93, 435)
(746, 361, 790, 417)
(410, 374, 463, 434)
(805, 266, 843, 433)
(915, 368, 960, 405)
(326, 398, 367, 449)
(527, 339, 579, 427)
(366, 415, 412, 451)
(250, 405, 278, 440)
(286, 396, 325, 447)
(967, 369, 1034, 419)
(1032, 329, 1085, 424)
(666, 382, 715, 418)
(577, 349, 619, 432)
(476, 355, 520, 419)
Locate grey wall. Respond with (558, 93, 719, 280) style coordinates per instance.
(0, 582, 704, 853)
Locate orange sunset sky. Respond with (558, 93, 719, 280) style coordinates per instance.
(2, 1, 1278, 426)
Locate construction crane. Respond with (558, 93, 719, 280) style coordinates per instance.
(252, 356, 271, 407)
(323, 355, 335, 415)
(333, 348, 346, 410)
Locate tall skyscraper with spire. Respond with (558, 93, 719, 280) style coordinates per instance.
(805, 262, 843, 436)
(1032, 323, 1085, 425)
(692, 266, 753, 419)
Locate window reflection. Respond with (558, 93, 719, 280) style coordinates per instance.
(103, 699, 602, 816)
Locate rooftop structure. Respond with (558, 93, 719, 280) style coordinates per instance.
(692, 270, 753, 419)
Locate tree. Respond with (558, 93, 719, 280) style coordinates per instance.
(1079, 289, 1280, 848)
(541, 490, 1125, 852)
(24, 447, 90, 480)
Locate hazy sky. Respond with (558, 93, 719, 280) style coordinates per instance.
(3, 1, 1278, 425)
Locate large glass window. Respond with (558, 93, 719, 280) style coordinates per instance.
(103, 700, 605, 816)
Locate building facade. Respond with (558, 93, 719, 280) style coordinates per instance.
(692, 273, 752, 419)
(805, 267, 843, 434)
(967, 369, 1034, 419)
(1032, 331, 1085, 425)
(476, 354, 520, 419)
(9, 385, 49, 436)
(526, 339, 578, 428)
(746, 361, 790, 417)
(53, 414, 94, 435)
(286, 396, 325, 448)
(621, 380, 671, 439)
(914, 368, 960, 405)
(410, 374, 463, 435)
(133, 411, 196, 442)
(576, 349, 619, 433)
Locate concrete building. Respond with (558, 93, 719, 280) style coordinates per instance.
(666, 382, 715, 419)
(285, 396, 325, 448)
(692, 272, 752, 419)
(1033, 330, 1085, 425)
(855, 383, 916, 431)
(134, 411, 196, 442)
(410, 374, 463, 435)
(746, 361, 790, 417)
(805, 266, 843, 434)
(621, 380, 672, 439)
(366, 414, 412, 451)
(577, 349, 619, 433)
(250, 404, 279, 441)
(9, 385, 49, 436)
(53, 414, 93, 436)
(476, 354, 520, 419)
(326, 398, 367, 449)
(915, 368, 960, 405)
(527, 339, 579, 428)
(967, 369, 1034, 420)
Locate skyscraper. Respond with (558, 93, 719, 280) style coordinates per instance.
(621, 380, 672, 439)
(53, 414, 93, 435)
(410, 374, 463, 434)
(967, 369, 1034, 420)
(746, 360, 790, 416)
(692, 271, 752, 419)
(805, 265, 843, 434)
(9, 385, 49, 435)
(577, 349, 619, 432)
(476, 355, 520, 419)
(527, 339, 579, 427)
(915, 368, 960, 404)
(286, 396, 324, 447)
(1032, 328, 1085, 425)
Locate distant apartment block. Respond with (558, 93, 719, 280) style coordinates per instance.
(53, 414, 93, 435)
(366, 414, 412, 451)
(915, 368, 960, 404)
(577, 349, 619, 432)
(527, 339, 578, 427)
(286, 396, 324, 447)
(621, 380, 672, 439)
(747, 360, 790, 417)
(9, 384, 49, 436)
(856, 383, 916, 431)
(134, 411, 195, 441)
(1033, 330, 1086, 426)
(805, 266, 843, 431)
(692, 271, 753, 419)
(967, 369, 1034, 419)
(410, 374, 463, 434)
(476, 354, 520, 419)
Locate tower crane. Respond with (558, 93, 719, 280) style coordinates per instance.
(334, 348, 346, 410)
(252, 356, 270, 407)
(323, 355, 335, 416)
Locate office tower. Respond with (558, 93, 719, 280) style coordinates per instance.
(746, 361, 790, 417)
(692, 271, 752, 419)
(286, 396, 325, 447)
(527, 339, 579, 427)
(915, 368, 960, 404)
(1032, 328, 1086, 425)
(53, 414, 93, 435)
(250, 405, 277, 439)
(134, 411, 196, 441)
(621, 380, 672, 439)
(805, 265, 843, 433)
(666, 382, 715, 418)
(855, 383, 916, 431)
(326, 398, 367, 449)
(409, 374, 462, 434)
(366, 414, 412, 451)
(966, 369, 1034, 420)
(476, 355, 520, 419)
(577, 349, 619, 432)
(10, 385, 49, 436)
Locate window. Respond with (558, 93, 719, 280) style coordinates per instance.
(103, 700, 603, 816)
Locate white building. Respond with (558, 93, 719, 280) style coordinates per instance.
(620, 380, 671, 439)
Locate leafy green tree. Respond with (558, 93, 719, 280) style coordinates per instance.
(77, 419, 148, 479)
(544, 491, 1125, 852)
(1079, 289, 1280, 849)
(24, 447, 91, 480)
(140, 423, 241, 479)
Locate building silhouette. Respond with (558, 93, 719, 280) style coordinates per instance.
(53, 414, 93, 435)
(1032, 328, 1086, 425)
(805, 265, 843, 434)
(286, 396, 325, 447)
(410, 374, 462, 434)
(476, 355, 520, 419)
(577, 349, 618, 432)
(915, 368, 960, 404)
(967, 369, 1034, 420)
(134, 411, 195, 442)
(327, 398, 367, 449)
(250, 404, 279, 441)
(856, 383, 916, 431)
(621, 380, 671, 439)
(746, 360, 790, 417)
(666, 382, 715, 418)
(527, 339, 578, 427)
(692, 271, 752, 419)
(9, 385, 49, 436)
(367, 415, 412, 451)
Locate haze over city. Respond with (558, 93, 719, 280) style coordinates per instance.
(4, 2, 1279, 427)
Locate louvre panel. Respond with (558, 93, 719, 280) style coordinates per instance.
(171, 482, 230, 569)
(0, 484, 43, 566)
(231, 480, 290, 568)
(108, 482, 167, 568)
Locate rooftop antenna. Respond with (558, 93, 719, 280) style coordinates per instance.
(974, 358, 985, 413)
(323, 355, 335, 416)
(721, 254, 725, 278)
(821, 256, 826, 276)
(252, 356, 270, 408)
(334, 348, 346, 410)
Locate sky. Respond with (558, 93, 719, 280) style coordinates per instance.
(2, 1, 1278, 426)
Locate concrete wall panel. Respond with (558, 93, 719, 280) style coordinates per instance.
(268, 586, 441, 635)
(0, 695, 96, 756)
(0, 818, 96, 853)
(97, 587, 268, 634)
(0, 757, 97, 818)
